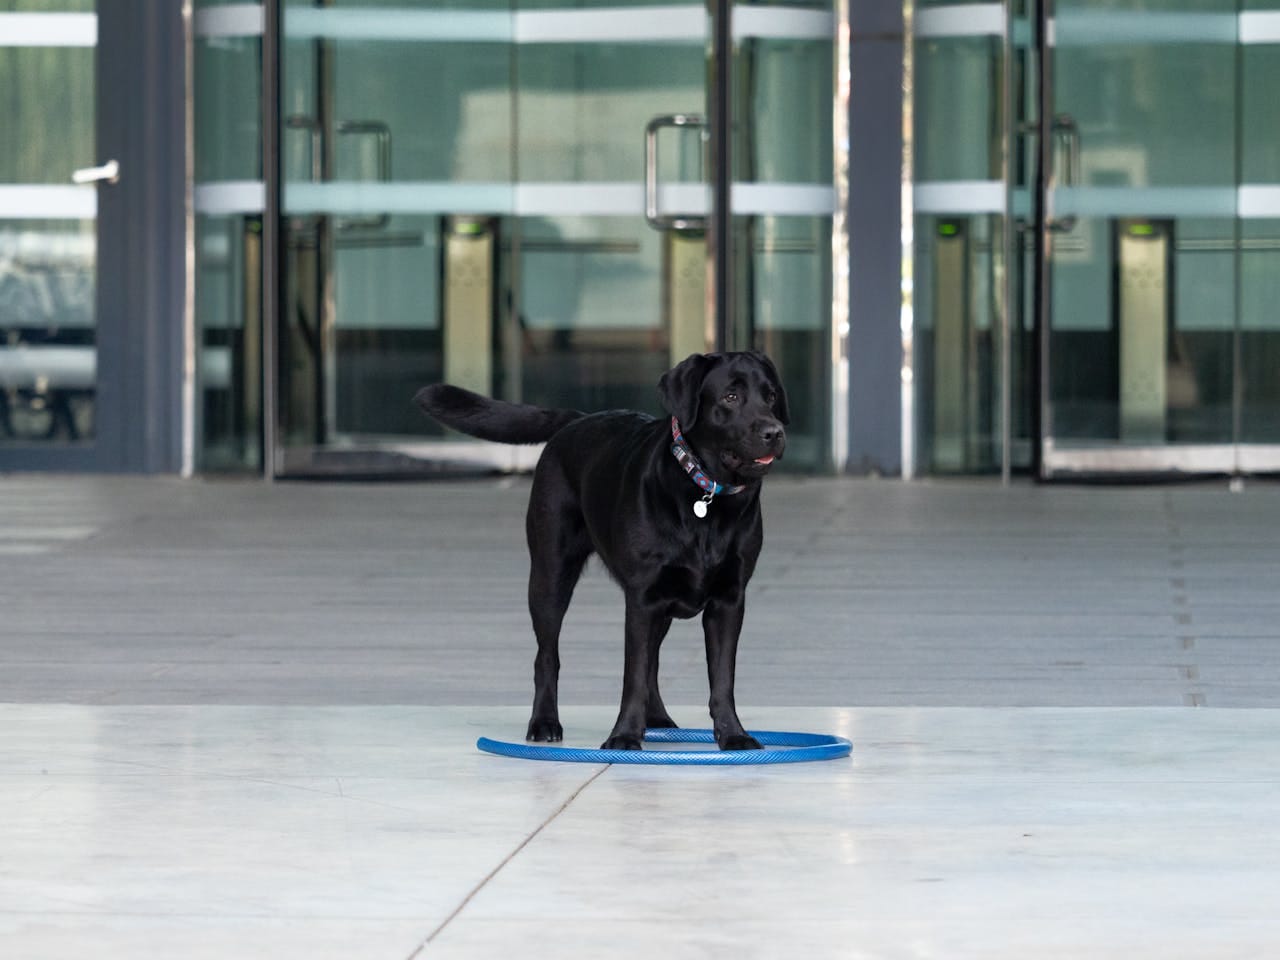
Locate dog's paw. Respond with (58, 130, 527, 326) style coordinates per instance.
(601, 734, 644, 751)
(526, 718, 563, 742)
(719, 734, 763, 751)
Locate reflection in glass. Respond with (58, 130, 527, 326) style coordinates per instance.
(0, 222, 95, 444)
(197, 215, 262, 469)
(517, 216, 670, 417)
(913, 214, 1006, 473)
(911, 24, 1007, 474)
(748, 216, 832, 470)
(1240, 219, 1280, 443)
(514, 39, 702, 418)
(1047, 15, 1238, 447)
(266, 2, 836, 472)
(195, 34, 261, 184)
(735, 28, 835, 470)
(277, 28, 513, 455)
(195, 30, 264, 470)
(1240, 44, 1280, 444)
(0, 37, 96, 446)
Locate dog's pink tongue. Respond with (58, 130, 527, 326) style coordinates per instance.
(754, 456, 775, 465)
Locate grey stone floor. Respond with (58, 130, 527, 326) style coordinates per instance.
(3, 474, 1280, 959)
(1, 473, 1277, 709)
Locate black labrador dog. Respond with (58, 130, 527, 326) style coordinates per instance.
(414, 351, 787, 750)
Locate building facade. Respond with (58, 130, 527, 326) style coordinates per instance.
(0, 1, 1275, 479)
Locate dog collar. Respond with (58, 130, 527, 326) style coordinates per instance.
(670, 417, 746, 518)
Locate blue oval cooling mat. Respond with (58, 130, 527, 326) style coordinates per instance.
(476, 727, 852, 765)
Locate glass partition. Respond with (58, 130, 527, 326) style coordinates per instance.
(512, 29, 703, 417)
(194, 3, 264, 470)
(911, 5, 1011, 474)
(276, 2, 512, 463)
(1239, 14, 1280, 449)
(912, 0, 1280, 477)
(1045, 0, 1240, 461)
(0, 4, 97, 447)
(737, 9, 836, 469)
(269, 0, 837, 474)
(188, 1, 839, 475)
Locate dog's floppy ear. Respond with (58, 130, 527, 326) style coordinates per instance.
(659, 353, 715, 429)
(750, 351, 790, 425)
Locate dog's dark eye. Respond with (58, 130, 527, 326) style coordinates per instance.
(722, 392, 739, 405)
(764, 390, 777, 405)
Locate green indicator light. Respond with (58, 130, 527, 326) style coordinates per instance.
(939, 223, 959, 237)
(1129, 223, 1155, 236)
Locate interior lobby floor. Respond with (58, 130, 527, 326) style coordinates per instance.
(2, 475, 1278, 957)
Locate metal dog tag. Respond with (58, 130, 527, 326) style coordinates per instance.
(693, 499, 708, 518)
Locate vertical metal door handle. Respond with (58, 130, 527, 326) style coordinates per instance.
(284, 116, 325, 236)
(1048, 113, 1080, 233)
(336, 120, 391, 181)
(335, 120, 392, 231)
(285, 115, 324, 182)
(644, 114, 706, 232)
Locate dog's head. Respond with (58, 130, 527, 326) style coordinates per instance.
(659, 351, 789, 483)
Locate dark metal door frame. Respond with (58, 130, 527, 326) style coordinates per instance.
(710, 0, 734, 352)
(262, 0, 283, 478)
(1030, 0, 1051, 480)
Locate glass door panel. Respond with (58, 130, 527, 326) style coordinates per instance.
(909, 0, 1280, 477)
(733, 5, 836, 469)
(279, 3, 514, 468)
(1040, 0, 1243, 474)
(0, 5, 97, 450)
(1239, 21, 1280, 454)
(276, 1, 699, 473)
(275, 1, 838, 475)
(194, 5, 265, 472)
(910, 4, 1013, 475)
(513, 31, 706, 417)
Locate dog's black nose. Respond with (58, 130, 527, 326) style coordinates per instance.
(760, 424, 785, 445)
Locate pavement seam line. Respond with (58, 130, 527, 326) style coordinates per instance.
(1164, 492, 1205, 708)
(408, 763, 610, 956)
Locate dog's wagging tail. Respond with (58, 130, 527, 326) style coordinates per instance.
(413, 384, 583, 445)
(413, 352, 789, 751)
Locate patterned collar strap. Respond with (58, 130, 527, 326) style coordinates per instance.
(670, 417, 746, 497)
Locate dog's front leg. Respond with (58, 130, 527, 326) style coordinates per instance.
(602, 598, 661, 750)
(703, 598, 762, 751)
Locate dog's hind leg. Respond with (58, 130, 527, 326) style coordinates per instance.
(645, 622, 679, 729)
(525, 542, 588, 742)
(525, 472, 590, 743)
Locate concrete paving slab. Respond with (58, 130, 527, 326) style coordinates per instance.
(2, 474, 1279, 956)
(2, 474, 1279, 708)
(1, 705, 1277, 959)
